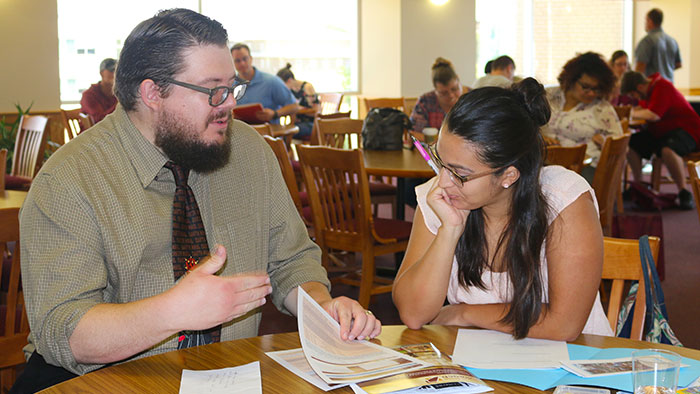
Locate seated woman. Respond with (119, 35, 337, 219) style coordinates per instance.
(542, 52, 623, 183)
(392, 78, 613, 340)
(609, 50, 637, 106)
(410, 57, 467, 134)
(277, 63, 319, 139)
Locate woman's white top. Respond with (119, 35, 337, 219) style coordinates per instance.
(415, 165, 614, 336)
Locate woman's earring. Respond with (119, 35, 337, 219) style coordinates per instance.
(503, 184, 510, 189)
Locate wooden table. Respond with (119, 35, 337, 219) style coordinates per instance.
(0, 190, 27, 210)
(363, 149, 434, 220)
(40, 325, 700, 394)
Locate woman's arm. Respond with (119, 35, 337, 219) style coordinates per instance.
(432, 192, 604, 341)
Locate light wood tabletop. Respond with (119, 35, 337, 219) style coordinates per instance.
(0, 190, 27, 210)
(40, 325, 700, 394)
(363, 149, 434, 178)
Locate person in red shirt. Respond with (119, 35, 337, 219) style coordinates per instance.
(80, 58, 118, 123)
(621, 71, 700, 210)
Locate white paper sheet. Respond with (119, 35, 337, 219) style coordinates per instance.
(178, 361, 262, 394)
(266, 348, 348, 391)
(297, 286, 430, 384)
(452, 329, 569, 369)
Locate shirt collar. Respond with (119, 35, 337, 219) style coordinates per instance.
(111, 105, 169, 188)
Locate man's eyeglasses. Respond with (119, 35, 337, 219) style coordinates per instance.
(166, 77, 248, 107)
(577, 80, 602, 95)
(428, 144, 500, 187)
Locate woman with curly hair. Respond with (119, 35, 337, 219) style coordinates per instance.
(542, 52, 623, 183)
(393, 78, 612, 340)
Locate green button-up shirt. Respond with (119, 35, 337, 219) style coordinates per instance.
(20, 106, 329, 374)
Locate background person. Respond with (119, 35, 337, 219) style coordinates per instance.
(393, 79, 611, 340)
(621, 71, 700, 210)
(542, 52, 622, 183)
(231, 43, 299, 124)
(635, 8, 681, 83)
(80, 58, 118, 123)
(609, 50, 636, 106)
(471, 55, 515, 89)
(410, 57, 465, 135)
(276, 63, 319, 139)
(14, 9, 379, 392)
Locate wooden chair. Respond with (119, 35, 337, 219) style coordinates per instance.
(310, 111, 352, 146)
(544, 144, 587, 174)
(364, 97, 409, 116)
(318, 93, 343, 115)
(403, 97, 418, 117)
(592, 134, 631, 236)
(60, 108, 93, 142)
(315, 118, 396, 215)
(251, 123, 272, 137)
(650, 151, 700, 191)
(687, 160, 700, 224)
(602, 236, 660, 341)
(296, 146, 412, 308)
(0, 150, 6, 193)
(4, 115, 49, 191)
(613, 105, 632, 123)
(0, 207, 30, 392)
(263, 135, 312, 227)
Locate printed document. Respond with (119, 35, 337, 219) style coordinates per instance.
(178, 361, 261, 394)
(297, 287, 429, 384)
(452, 329, 569, 369)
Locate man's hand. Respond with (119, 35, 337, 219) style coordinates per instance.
(255, 108, 276, 122)
(166, 245, 272, 331)
(320, 296, 381, 341)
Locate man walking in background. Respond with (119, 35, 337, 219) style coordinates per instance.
(635, 8, 681, 83)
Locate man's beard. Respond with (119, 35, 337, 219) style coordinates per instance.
(154, 108, 232, 173)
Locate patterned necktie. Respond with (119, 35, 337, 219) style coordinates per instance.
(164, 161, 221, 348)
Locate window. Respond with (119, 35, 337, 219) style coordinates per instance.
(476, 0, 633, 85)
(56, 0, 358, 105)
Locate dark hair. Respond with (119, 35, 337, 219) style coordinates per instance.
(100, 58, 117, 73)
(114, 8, 228, 111)
(276, 63, 295, 82)
(445, 78, 551, 339)
(484, 60, 493, 74)
(557, 52, 616, 97)
(492, 55, 515, 71)
(620, 71, 648, 95)
(231, 42, 250, 54)
(431, 57, 458, 87)
(647, 8, 663, 26)
(610, 50, 628, 65)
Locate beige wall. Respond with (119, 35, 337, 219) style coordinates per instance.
(633, 0, 693, 88)
(359, 0, 402, 97)
(400, 0, 476, 97)
(0, 0, 60, 113)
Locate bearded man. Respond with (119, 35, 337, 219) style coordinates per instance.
(14, 9, 379, 393)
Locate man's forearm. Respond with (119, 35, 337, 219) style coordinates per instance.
(632, 108, 660, 122)
(277, 103, 300, 117)
(69, 292, 178, 364)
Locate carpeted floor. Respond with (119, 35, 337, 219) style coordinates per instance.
(260, 185, 700, 349)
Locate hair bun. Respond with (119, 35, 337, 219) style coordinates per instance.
(511, 77, 551, 127)
(285, 62, 292, 69)
(432, 57, 452, 70)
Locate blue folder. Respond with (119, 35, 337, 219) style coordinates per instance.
(464, 344, 700, 392)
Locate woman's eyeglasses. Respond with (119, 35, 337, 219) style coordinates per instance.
(166, 77, 249, 107)
(428, 143, 500, 187)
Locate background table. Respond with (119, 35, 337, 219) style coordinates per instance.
(41, 325, 700, 394)
(0, 190, 27, 210)
(363, 149, 434, 220)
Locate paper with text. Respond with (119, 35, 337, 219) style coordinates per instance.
(178, 361, 262, 394)
(452, 329, 569, 369)
(297, 287, 429, 384)
(266, 348, 348, 391)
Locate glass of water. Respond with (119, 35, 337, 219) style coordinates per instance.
(632, 349, 681, 394)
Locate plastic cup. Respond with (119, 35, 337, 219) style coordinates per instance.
(632, 349, 681, 394)
(423, 127, 438, 144)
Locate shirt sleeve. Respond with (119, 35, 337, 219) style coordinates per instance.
(20, 172, 108, 375)
(646, 82, 672, 118)
(261, 143, 330, 314)
(410, 96, 429, 134)
(635, 37, 652, 64)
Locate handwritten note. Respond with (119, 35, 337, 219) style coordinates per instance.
(178, 361, 262, 394)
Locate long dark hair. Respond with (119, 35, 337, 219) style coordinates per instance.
(445, 78, 551, 339)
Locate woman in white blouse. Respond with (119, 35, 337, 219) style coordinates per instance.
(542, 52, 623, 183)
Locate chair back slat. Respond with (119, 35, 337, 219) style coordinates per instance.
(544, 144, 587, 174)
(61, 109, 93, 143)
(319, 93, 343, 115)
(310, 111, 351, 145)
(251, 123, 272, 137)
(316, 118, 363, 149)
(0, 149, 7, 192)
(11, 115, 49, 179)
(364, 97, 408, 115)
(592, 134, 630, 235)
(602, 236, 660, 340)
(687, 160, 700, 224)
(262, 136, 306, 224)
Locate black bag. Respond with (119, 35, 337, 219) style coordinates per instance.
(361, 108, 411, 150)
